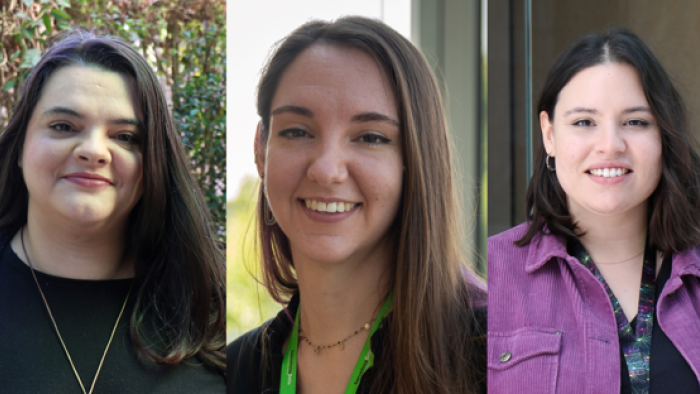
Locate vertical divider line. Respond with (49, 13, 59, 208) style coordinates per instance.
(524, 0, 533, 182)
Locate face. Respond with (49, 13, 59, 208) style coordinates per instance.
(541, 62, 662, 220)
(21, 65, 144, 229)
(256, 44, 403, 265)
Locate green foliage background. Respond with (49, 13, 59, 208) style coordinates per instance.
(0, 0, 225, 237)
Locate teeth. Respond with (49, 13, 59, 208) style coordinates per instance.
(589, 168, 629, 178)
(304, 199, 356, 213)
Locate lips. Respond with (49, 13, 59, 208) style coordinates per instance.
(63, 172, 113, 187)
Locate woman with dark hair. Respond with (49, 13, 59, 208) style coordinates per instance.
(489, 28, 700, 393)
(0, 31, 225, 393)
(228, 16, 486, 394)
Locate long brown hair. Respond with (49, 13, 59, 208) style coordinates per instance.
(517, 28, 700, 254)
(255, 17, 485, 394)
(0, 31, 225, 370)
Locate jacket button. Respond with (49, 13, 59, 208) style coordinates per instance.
(499, 351, 512, 363)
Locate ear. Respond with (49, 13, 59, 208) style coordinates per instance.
(254, 121, 265, 178)
(540, 111, 555, 156)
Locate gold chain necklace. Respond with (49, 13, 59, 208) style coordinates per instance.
(21, 227, 133, 394)
(297, 311, 375, 354)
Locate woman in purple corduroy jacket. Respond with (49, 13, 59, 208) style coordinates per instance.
(489, 28, 700, 394)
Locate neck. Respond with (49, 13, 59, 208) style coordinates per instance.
(572, 203, 648, 266)
(294, 243, 392, 346)
(11, 209, 134, 280)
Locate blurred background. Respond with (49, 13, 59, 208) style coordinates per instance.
(0, 0, 226, 237)
(228, 0, 487, 342)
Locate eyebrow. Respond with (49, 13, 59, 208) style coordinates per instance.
(351, 112, 400, 127)
(622, 106, 651, 114)
(42, 106, 144, 131)
(562, 106, 652, 117)
(270, 105, 399, 127)
(563, 107, 598, 117)
(270, 105, 314, 118)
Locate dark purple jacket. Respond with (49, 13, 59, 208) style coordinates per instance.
(488, 223, 700, 393)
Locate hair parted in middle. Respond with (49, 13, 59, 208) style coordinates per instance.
(518, 27, 700, 254)
(254, 16, 485, 394)
(0, 30, 226, 370)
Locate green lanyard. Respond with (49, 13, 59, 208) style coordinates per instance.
(280, 292, 393, 394)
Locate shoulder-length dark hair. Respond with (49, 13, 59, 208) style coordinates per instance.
(0, 31, 225, 370)
(518, 28, 700, 254)
(255, 17, 485, 394)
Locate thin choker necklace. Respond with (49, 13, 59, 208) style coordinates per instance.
(298, 318, 373, 354)
(21, 227, 133, 394)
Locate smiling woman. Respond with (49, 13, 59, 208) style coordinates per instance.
(0, 31, 225, 393)
(229, 16, 486, 394)
(488, 28, 700, 393)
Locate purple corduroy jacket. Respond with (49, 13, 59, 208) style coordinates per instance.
(488, 223, 700, 394)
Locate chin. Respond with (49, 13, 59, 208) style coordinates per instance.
(59, 203, 116, 226)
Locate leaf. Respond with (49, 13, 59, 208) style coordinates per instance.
(50, 8, 70, 20)
(14, 12, 29, 19)
(42, 13, 52, 33)
(3, 80, 17, 92)
(20, 48, 42, 68)
(56, 0, 71, 7)
(22, 0, 33, 5)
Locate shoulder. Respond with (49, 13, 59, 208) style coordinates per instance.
(488, 222, 530, 249)
(487, 223, 535, 269)
(227, 298, 296, 394)
(227, 324, 268, 394)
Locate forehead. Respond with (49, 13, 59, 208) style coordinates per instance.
(271, 44, 397, 120)
(34, 65, 139, 119)
(556, 62, 648, 112)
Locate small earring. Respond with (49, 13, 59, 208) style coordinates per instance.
(262, 182, 277, 226)
(546, 154, 556, 172)
(264, 198, 276, 226)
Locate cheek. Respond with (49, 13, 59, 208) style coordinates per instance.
(356, 155, 403, 210)
(115, 150, 144, 197)
(264, 147, 305, 206)
(22, 138, 64, 180)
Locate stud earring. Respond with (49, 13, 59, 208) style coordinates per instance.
(546, 154, 556, 172)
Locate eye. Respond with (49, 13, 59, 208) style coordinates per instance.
(626, 119, 650, 127)
(357, 133, 391, 146)
(49, 122, 76, 133)
(572, 119, 593, 127)
(278, 128, 311, 139)
(114, 133, 139, 145)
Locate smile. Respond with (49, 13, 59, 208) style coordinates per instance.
(587, 168, 630, 178)
(304, 199, 357, 213)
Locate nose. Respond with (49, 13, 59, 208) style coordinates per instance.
(73, 128, 111, 165)
(595, 121, 626, 154)
(306, 139, 348, 185)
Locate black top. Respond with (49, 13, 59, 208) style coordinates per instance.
(620, 253, 700, 393)
(227, 293, 487, 394)
(0, 231, 225, 394)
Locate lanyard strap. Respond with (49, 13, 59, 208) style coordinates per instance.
(571, 239, 656, 393)
(280, 291, 394, 394)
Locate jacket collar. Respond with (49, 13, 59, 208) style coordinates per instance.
(670, 247, 700, 279)
(524, 227, 700, 279)
(524, 229, 572, 273)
